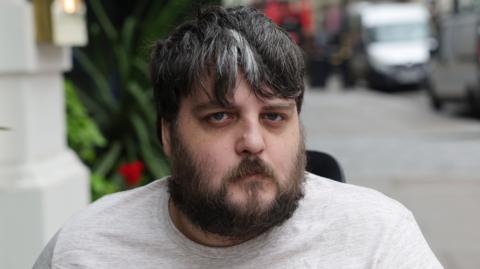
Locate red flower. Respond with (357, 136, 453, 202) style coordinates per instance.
(118, 161, 144, 187)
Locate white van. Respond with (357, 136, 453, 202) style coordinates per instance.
(348, 2, 432, 90)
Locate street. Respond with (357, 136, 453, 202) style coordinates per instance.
(301, 77, 480, 269)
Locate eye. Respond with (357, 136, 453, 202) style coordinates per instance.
(211, 112, 227, 121)
(262, 112, 284, 122)
(205, 112, 234, 126)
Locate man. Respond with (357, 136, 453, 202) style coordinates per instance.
(34, 6, 443, 268)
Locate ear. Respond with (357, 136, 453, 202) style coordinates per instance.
(161, 119, 172, 158)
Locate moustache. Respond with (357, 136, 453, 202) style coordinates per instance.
(225, 157, 276, 183)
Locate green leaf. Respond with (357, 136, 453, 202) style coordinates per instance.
(130, 112, 149, 146)
(91, 173, 119, 201)
(114, 45, 130, 82)
(65, 80, 106, 163)
(75, 89, 111, 127)
(74, 50, 116, 111)
(132, 0, 150, 18)
(89, 0, 118, 41)
(124, 137, 138, 162)
(140, 142, 170, 178)
(140, 0, 192, 42)
(122, 17, 137, 55)
(93, 141, 122, 177)
(127, 82, 156, 124)
(129, 111, 169, 177)
(133, 57, 149, 78)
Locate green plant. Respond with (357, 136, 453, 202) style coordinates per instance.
(66, 0, 220, 200)
(65, 80, 106, 164)
(65, 80, 118, 199)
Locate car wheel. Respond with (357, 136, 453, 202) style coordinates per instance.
(367, 74, 385, 91)
(466, 83, 480, 117)
(425, 79, 442, 111)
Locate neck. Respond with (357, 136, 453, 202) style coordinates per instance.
(168, 199, 254, 247)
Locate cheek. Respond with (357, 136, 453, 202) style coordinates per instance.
(266, 130, 301, 183)
(191, 138, 236, 186)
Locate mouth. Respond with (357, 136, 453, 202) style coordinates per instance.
(232, 173, 268, 183)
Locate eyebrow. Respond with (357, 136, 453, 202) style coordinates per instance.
(192, 100, 296, 114)
(191, 102, 234, 114)
(262, 102, 296, 111)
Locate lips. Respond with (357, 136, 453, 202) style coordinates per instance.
(232, 173, 269, 183)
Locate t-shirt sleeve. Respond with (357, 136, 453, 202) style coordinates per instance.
(374, 211, 444, 269)
(32, 230, 60, 269)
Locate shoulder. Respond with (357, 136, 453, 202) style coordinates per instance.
(49, 179, 169, 260)
(65, 178, 168, 227)
(283, 173, 443, 268)
(299, 172, 413, 233)
(303, 172, 410, 216)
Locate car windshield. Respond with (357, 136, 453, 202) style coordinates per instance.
(367, 23, 429, 43)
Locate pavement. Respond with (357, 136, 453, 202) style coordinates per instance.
(301, 78, 480, 269)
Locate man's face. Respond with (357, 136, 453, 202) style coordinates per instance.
(164, 77, 306, 239)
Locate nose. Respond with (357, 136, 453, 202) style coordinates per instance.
(235, 119, 265, 156)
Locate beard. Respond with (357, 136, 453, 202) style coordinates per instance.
(167, 127, 306, 240)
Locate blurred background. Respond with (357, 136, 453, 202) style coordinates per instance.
(0, 0, 479, 268)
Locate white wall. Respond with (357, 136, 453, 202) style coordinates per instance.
(0, 1, 90, 268)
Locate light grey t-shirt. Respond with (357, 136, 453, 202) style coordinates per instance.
(33, 173, 443, 268)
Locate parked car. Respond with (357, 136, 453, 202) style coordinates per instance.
(426, 6, 480, 115)
(347, 2, 432, 90)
